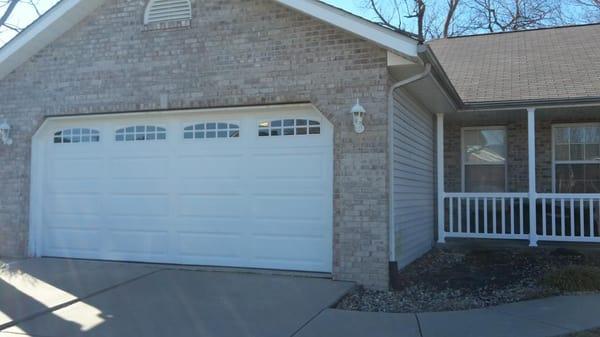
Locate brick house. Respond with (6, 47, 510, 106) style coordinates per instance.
(0, 0, 598, 290)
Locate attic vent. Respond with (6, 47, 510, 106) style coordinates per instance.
(144, 0, 192, 25)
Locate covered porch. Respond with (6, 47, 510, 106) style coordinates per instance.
(437, 106, 600, 246)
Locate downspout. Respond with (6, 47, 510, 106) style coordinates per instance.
(387, 63, 432, 268)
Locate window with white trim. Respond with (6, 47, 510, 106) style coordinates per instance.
(553, 124, 600, 193)
(54, 128, 100, 144)
(116, 126, 166, 142)
(144, 0, 192, 25)
(258, 119, 320, 137)
(184, 123, 240, 139)
(462, 127, 507, 192)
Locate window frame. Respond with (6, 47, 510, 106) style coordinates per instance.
(114, 125, 167, 142)
(257, 118, 322, 138)
(182, 121, 241, 141)
(53, 128, 101, 144)
(460, 126, 508, 193)
(552, 123, 600, 193)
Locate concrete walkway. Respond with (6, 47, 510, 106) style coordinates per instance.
(296, 294, 600, 337)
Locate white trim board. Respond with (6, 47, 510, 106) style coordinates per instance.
(0, 0, 419, 81)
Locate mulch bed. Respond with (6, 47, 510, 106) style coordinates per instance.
(336, 247, 600, 313)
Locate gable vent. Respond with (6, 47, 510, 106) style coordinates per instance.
(144, 0, 192, 24)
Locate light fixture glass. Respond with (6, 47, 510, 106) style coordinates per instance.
(0, 120, 13, 145)
(350, 99, 366, 134)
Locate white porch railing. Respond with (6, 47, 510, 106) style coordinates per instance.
(443, 193, 529, 240)
(440, 192, 600, 244)
(537, 194, 600, 243)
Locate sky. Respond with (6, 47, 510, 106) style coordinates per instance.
(0, 0, 60, 45)
(0, 0, 595, 47)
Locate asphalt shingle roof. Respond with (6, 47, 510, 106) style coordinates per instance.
(428, 24, 600, 104)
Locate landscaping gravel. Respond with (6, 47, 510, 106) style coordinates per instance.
(336, 247, 600, 313)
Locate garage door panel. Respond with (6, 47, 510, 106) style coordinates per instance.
(44, 214, 102, 230)
(174, 218, 244, 234)
(252, 237, 326, 260)
(45, 228, 101, 252)
(50, 158, 102, 179)
(109, 180, 171, 194)
(106, 195, 169, 216)
(250, 180, 326, 196)
(46, 195, 103, 215)
(175, 156, 242, 178)
(175, 232, 244, 259)
(104, 216, 169, 230)
(47, 180, 102, 194)
(252, 153, 325, 178)
(105, 230, 168, 255)
(38, 109, 333, 273)
(252, 196, 325, 221)
(109, 157, 169, 179)
(176, 195, 245, 217)
(252, 220, 325, 237)
(177, 179, 242, 195)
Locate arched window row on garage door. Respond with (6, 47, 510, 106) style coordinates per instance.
(258, 119, 321, 137)
(54, 128, 100, 144)
(184, 123, 240, 139)
(116, 125, 167, 142)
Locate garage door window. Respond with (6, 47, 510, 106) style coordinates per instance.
(54, 128, 100, 144)
(184, 123, 240, 139)
(258, 119, 320, 137)
(116, 126, 166, 142)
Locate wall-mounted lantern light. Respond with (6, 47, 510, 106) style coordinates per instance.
(350, 99, 366, 134)
(0, 121, 13, 145)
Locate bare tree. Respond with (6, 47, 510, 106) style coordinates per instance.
(570, 0, 600, 21)
(1, 0, 43, 33)
(364, 0, 461, 40)
(444, 0, 461, 37)
(462, 0, 566, 33)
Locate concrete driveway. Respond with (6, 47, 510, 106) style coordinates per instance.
(0, 258, 353, 337)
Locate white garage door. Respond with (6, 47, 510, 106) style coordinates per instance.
(30, 105, 333, 272)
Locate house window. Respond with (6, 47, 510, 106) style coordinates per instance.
(184, 123, 240, 139)
(116, 126, 166, 142)
(258, 119, 320, 137)
(144, 0, 192, 25)
(462, 127, 507, 192)
(54, 128, 100, 144)
(553, 125, 600, 193)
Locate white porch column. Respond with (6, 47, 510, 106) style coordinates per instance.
(527, 108, 538, 247)
(437, 113, 445, 243)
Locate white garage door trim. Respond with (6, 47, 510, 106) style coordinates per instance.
(29, 103, 334, 272)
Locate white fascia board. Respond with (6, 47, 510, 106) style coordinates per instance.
(0, 0, 106, 80)
(274, 0, 419, 60)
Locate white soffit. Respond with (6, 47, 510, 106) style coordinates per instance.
(274, 0, 419, 60)
(0, 0, 106, 79)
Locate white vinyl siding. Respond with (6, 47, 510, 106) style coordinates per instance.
(144, 0, 192, 25)
(392, 91, 435, 268)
